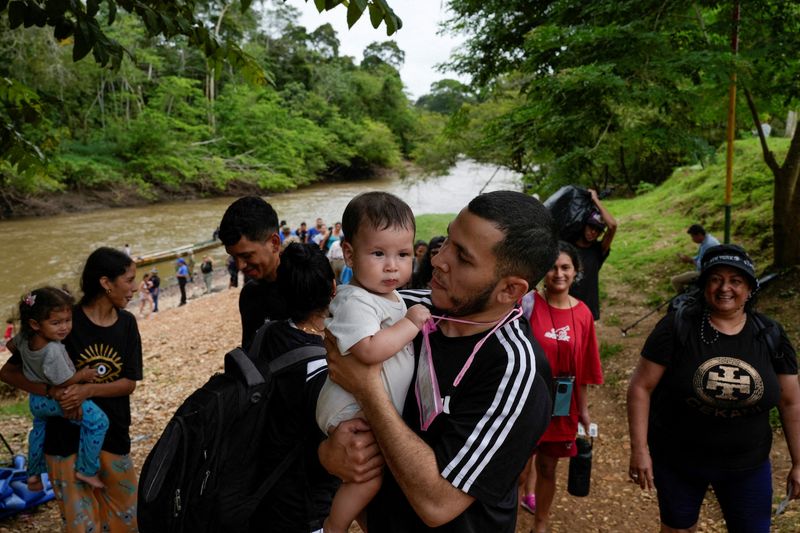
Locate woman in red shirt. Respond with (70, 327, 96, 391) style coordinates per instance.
(522, 241, 603, 533)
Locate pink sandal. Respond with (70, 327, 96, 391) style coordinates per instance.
(520, 493, 536, 514)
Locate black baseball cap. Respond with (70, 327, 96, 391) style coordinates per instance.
(699, 244, 758, 290)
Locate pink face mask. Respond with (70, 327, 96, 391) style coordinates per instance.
(415, 307, 524, 431)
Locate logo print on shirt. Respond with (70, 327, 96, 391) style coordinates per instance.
(693, 357, 763, 408)
(77, 343, 123, 383)
(544, 325, 571, 342)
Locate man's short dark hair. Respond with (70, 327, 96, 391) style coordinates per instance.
(218, 196, 279, 246)
(342, 192, 415, 244)
(467, 191, 558, 288)
(687, 224, 706, 236)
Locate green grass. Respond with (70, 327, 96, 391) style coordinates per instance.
(603, 137, 785, 300)
(599, 342, 624, 361)
(415, 214, 454, 243)
(0, 397, 30, 419)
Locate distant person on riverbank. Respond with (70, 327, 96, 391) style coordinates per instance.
(296, 221, 309, 243)
(671, 224, 719, 294)
(568, 189, 617, 320)
(412, 240, 427, 277)
(176, 258, 189, 306)
(219, 196, 287, 350)
(7, 287, 108, 491)
(1, 246, 143, 532)
(309, 218, 325, 246)
(317, 192, 430, 533)
(149, 268, 161, 312)
(123, 244, 131, 257)
(200, 256, 214, 294)
(320, 222, 344, 253)
(138, 273, 154, 316)
(410, 235, 445, 289)
(227, 255, 239, 288)
(1, 319, 13, 351)
(281, 225, 301, 251)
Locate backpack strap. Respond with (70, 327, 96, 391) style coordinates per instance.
(224, 349, 265, 389)
(751, 312, 781, 359)
(269, 345, 327, 375)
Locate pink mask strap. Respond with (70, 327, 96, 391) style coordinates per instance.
(451, 307, 523, 387)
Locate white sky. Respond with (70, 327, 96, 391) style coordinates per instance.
(294, 0, 469, 100)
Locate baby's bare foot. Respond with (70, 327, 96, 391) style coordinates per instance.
(75, 471, 105, 489)
(27, 475, 44, 492)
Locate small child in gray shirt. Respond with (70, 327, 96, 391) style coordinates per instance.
(10, 287, 108, 491)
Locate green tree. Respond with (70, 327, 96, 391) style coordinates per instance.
(444, 0, 800, 266)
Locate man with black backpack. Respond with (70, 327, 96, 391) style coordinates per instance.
(218, 197, 288, 350)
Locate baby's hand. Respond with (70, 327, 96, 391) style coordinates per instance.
(77, 366, 99, 383)
(406, 304, 432, 330)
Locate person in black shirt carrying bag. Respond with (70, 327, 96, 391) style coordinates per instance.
(627, 244, 800, 533)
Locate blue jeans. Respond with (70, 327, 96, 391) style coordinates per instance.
(28, 394, 109, 477)
(653, 459, 772, 533)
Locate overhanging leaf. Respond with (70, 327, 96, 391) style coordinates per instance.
(347, 0, 365, 28)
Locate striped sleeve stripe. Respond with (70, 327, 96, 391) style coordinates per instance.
(306, 359, 327, 382)
(441, 319, 537, 492)
(399, 289, 432, 306)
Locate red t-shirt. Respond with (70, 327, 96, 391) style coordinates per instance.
(3, 324, 12, 341)
(530, 292, 603, 441)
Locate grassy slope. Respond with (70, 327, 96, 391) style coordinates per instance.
(603, 136, 785, 301)
(415, 136, 797, 345)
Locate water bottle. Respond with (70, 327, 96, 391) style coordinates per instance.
(567, 437, 592, 497)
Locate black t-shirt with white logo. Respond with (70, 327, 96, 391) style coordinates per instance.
(642, 313, 797, 470)
(46, 306, 143, 456)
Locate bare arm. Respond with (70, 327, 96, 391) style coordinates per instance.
(778, 374, 800, 499)
(58, 378, 136, 411)
(577, 383, 590, 431)
(626, 357, 666, 490)
(0, 358, 49, 396)
(589, 189, 617, 254)
(318, 418, 385, 483)
(326, 335, 473, 527)
(348, 304, 430, 365)
(57, 367, 99, 387)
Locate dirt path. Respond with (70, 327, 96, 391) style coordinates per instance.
(1, 275, 798, 532)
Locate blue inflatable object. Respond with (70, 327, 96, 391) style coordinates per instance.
(0, 455, 56, 519)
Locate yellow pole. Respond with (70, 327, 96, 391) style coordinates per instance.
(724, 1, 740, 244)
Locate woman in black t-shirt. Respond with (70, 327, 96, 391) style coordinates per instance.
(627, 245, 800, 533)
(1, 247, 143, 532)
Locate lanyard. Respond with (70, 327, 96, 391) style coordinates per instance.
(415, 307, 523, 431)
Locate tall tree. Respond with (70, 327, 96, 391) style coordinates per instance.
(444, 0, 800, 266)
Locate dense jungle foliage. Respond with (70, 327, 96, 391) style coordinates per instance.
(0, 0, 443, 210)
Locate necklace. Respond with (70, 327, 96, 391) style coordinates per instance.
(701, 309, 747, 345)
(293, 317, 326, 337)
(700, 309, 719, 345)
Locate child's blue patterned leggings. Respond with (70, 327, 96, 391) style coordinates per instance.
(28, 394, 109, 477)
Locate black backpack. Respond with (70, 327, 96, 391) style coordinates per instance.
(137, 323, 326, 533)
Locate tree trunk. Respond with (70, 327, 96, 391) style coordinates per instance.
(745, 89, 800, 267)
